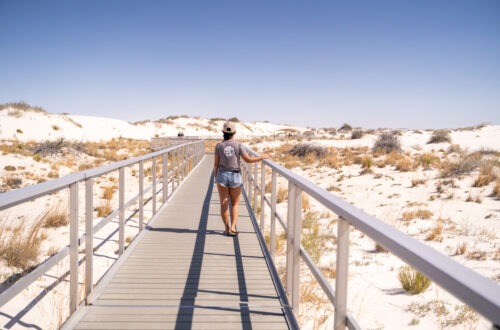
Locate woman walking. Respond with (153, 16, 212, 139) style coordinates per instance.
(214, 121, 268, 236)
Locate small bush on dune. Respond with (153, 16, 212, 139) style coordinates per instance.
(289, 143, 327, 158)
(351, 130, 363, 139)
(440, 153, 482, 178)
(398, 266, 431, 294)
(339, 123, 352, 131)
(373, 132, 402, 154)
(428, 130, 451, 144)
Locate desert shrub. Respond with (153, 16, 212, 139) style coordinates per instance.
(339, 123, 352, 131)
(52, 125, 60, 131)
(96, 200, 113, 217)
(411, 177, 427, 187)
(4, 165, 16, 171)
(102, 185, 116, 200)
(418, 153, 440, 169)
(440, 153, 481, 178)
(31, 138, 66, 156)
(428, 130, 451, 144)
(43, 205, 69, 228)
(374, 242, 388, 253)
(277, 186, 288, 203)
(425, 223, 443, 242)
(351, 130, 363, 139)
(473, 161, 497, 187)
(396, 157, 415, 172)
(494, 179, 500, 199)
(228, 117, 240, 122)
(373, 132, 401, 154)
(16, 129, 23, 134)
(447, 144, 462, 154)
(0, 101, 47, 113)
(289, 143, 327, 158)
(398, 266, 431, 294)
(401, 209, 433, 221)
(4, 175, 22, 189)
(0, 216, 44, 269)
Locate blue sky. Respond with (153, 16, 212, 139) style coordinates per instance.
(0, 1, 499, 129)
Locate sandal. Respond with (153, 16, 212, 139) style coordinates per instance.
(229, 230, 239, 236)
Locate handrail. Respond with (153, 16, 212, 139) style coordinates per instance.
(0, 140, 205, 323)
(242, 148, 500, 329)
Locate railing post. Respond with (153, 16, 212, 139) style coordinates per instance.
(184, 146, 188, 177)
(118, 167, 125, 255)
(335, 218, 350, 330)
(171, 151, 175, 193)
(162, 153, 168, 203)
(138, 161, 144, 231)
(260, 163, 266, 230)
(69, 182, 79, 314)
(248, 164, 253, 210)
(177, 148, 181, 185)
(286, 182, 295, 298)
(84, 178, 93, 304)
(253, 163, 258, 212)
(152, 157, 157, 214)
(270, 170, 277, 260)
(292, 185, 302, 313)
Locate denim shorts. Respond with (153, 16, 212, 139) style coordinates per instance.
(216, 169, 242, 187)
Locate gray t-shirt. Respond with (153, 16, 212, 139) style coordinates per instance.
(215, 140, 247, 172)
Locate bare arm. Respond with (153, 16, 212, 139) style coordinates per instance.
(241, 153, 269, 164)
(214, 154, 220, 179)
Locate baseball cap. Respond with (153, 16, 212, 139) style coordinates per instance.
(222, 121, 236, 134)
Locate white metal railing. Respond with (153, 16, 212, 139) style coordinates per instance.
(242, 148, 500, 330)
(0, 140, 205, 321)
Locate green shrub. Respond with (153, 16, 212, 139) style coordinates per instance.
(398, 266, 431, 294)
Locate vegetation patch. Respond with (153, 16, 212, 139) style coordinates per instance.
(373, 132, 402, 154)
(398, 266, 431, 294)
(428, 130, 451, 144)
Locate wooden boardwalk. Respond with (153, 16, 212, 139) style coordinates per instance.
(66, 155, 295, 329)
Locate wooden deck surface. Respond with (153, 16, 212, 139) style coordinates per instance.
(68, 155, 292, 329)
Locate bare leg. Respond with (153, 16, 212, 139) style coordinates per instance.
(217, 183, 230, 234)
(229, 186, 242, 233)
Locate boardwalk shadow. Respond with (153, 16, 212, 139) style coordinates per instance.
(174, 174, 253, 330)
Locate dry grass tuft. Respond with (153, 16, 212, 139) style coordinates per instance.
(411, 177, 427, 187)
(277, 186, 288, 203)
(102, 185, 116, 200)
(398, 266, 431, 294)
(43, 204, 69, 228)
(425, 222, 443, 242)
(401, 208, 433, 221)
(473, 162, 497, 187)
(454, 242, 467, 255)
(494, 179, 500, 199)
(96, 200, 113, 218)
(396, 157, 415, 172)
(0, 215, 44, 269)
(418, 153, 440, 169)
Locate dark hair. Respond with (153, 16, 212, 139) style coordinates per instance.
(223, 132, 235, 141)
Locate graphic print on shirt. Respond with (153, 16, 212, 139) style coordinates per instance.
(224, 146, 235, 158)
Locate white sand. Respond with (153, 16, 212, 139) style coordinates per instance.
(0, 107, 499, 329)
